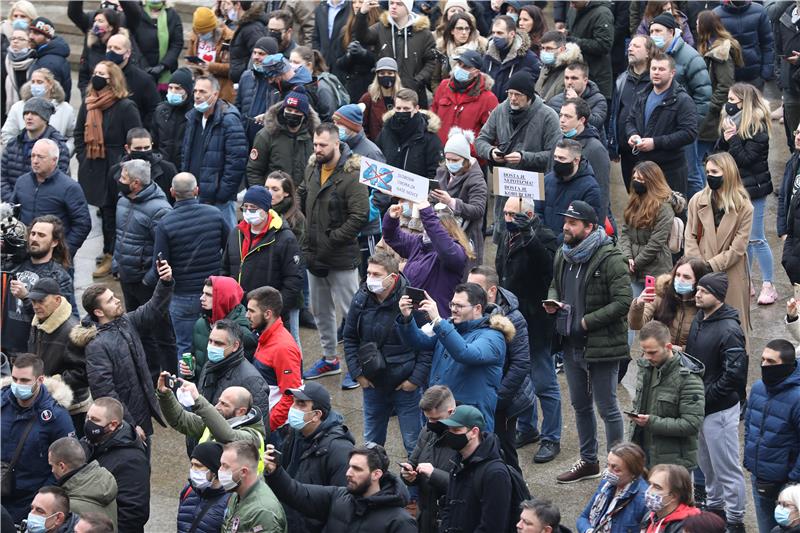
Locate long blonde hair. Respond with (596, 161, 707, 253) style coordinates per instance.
(624, 161, 672, 229)
(438, 213, 476, 260)
(720, 82, 772, 140)
(367, 71, 404, 102)
(705, 152, 750, 214)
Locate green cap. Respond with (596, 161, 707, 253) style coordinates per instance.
(439, 405, 486, 431)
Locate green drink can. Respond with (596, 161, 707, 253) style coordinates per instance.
(181, 353, 194, 378)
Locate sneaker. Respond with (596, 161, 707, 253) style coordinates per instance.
(534, 440, 560, 463)
(757, 283, 778, 305)
(303, 357, 341, 379)
(555, 360, 564, 374)
(514, 429, 540, 449)
(556, 459, 600, 484)
(341, 372, 360, 390)
(726, 522, 746, 533)
(299, 308, 317, 329)
(92, 254, 113, 278)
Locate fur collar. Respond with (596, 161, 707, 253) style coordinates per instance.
(488, 314, 516, 343)
(238, 2, 266, 26)
(1, 375, 73, 408)
(306, 152, 362, 174)
(555, 42, 583, 67)
(381, 109, 442, 133)
(69, 321, 98, 348)
(32, 298, 73, 334)
(704, 38, 732, 62)
(262, 100, 321, 137)
(380, 11, 431, 32)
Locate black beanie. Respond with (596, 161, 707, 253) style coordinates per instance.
(169, 67, 194, 95)
(697, 271, 728, 302)
(191, 441, 224, 474)
(254, 36, 279, 54)
(506, 71, 536, 100)
(650, 13, 678, 30)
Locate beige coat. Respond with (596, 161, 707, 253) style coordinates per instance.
(187, 25, 236, 103)
(684, 188, 753, 331)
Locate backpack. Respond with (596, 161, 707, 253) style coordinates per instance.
(469, 458, 532, 533)
(318, 72, 351, 108)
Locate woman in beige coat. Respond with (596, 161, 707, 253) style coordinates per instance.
(684, 151, 753, 332)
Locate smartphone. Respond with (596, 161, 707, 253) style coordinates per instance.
(542, 299, 561, 307)
(184, 55, 204, 64)
(428, 180, 441, 192)
(793, 283, 800, 302)
(623, 410, 640, 417)
(397, 462, 411, 471)
(165, 374, 181, 391)
(157, 252, 164, 266)
(645, 275, 656, 291)
(494, 149, 507, 157)
(405, 287, 427, 309)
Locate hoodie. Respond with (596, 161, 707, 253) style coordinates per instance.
(59, 460, 118, 530)
(31, 36, 72, 101)
(253, 316, 302, 431)
(643, 503, 701, 533)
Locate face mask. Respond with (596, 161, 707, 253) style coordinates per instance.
(189, 468, 212, 490)
(338, 126, 351, 142)
(645, 489, 669, 512)
(452, 66, 471, 83)
(436, 431, 469, 451)
(762, 362, 797, 387)
(651, 35, 666, 49)
(253, 62, 265, 73)
(30, 84, 47, 98)
(775, 505, 793, 526)
(200, 31, 214, 41)
(194, 99, 211, 113)
(25, 512, 54, 533)
(378, 75, 395, 88)
(427, 420, 446, 434)
(105, 50, 125, 65)
(402, 203, 413, 218)
(553, 160, 574, 179)
(673, 279, 694, 295)
(706, 174, 724, 190)
(446, 161, 463, 174)
(91, 75, 109, 92)
(540, 50, 555, 65)
(505, 220, 520, 233)
(84, 420, 108, 443)
(11, 382, 34, 401)
(117, 180, 132, 196)
(129, 150, 152, 162)
(242, 209, 264, 225)
(287, 406, 310, 430)
(725, 102, 740, 117)
(227, 8, 238, 21)
(393, 111, 412, 126)
(632, 180, 647, 195)
(207, 345, 226, 363)
(166, 91, 185, 106)
(601, 469, 620, 486)
(12, 19, 28, 30)
(268, 30, 283, 43)
(217, 468, 239, 491)
(493, 36, 509, 51)
(366, 275, 388, 294)
(91, 24, 107, 36)
(284, 111, 304, 128)
(563, 128, 577, 138)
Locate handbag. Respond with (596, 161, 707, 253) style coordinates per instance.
(1, 417, 36, 497)
(355, 314, 389, 379)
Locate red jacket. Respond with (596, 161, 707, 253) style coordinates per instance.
(431, 73, 499, 148)
(644, 503, 701, 533)
(359, 92, 391, 142)
(253, 317, 302, 431)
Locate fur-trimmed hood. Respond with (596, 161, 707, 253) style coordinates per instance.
(31, 298, 73, 334)
(654, 273, 673, 298)
(237, 1, 266, 26)
(381, 108, 441, 133)
(487, 313, 516, 343)
(380, 10, 431, 32)
(1, 375, 73, 408)
(262, 100, 321, 137)
(86, 26, 130, 50)
(554, 41, 583, 68)
(704, 38, 733, 63)
(486, 30, 531, 63)
(20, 79, 66, 104)
(70, 320, 99, 349)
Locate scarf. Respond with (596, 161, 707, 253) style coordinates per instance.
(562, 228, 610, 265)
(587, 481, 634, 533)
(7, 49, 35, 70)
(84, 89, 118, 160)
(156, 8, 170, 85)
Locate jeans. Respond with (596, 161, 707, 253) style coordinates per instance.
(309, 269, 359, 358)
(685, 141, 705, 199)
(170, 292, 201, 358)
(751, 476, 780, 533)
(748, 196, 774, 283)
(562, 343, 623, 463)
(517, 330, 562, 443)
(697, 403, 746, 523)
(627, 282, 644, 346)
(286, 308, 301, 349)
(215, 200, 237, 230)
(362, 385, 422, 457)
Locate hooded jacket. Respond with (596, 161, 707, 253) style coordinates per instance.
(535, 42, 583, 103)
(631, 350, 706, 469)
(714, 1, 774, 83)
(434, 157, 487, 267)
(253, 317, 302, 431)
(431, 74, 498, 148)
(229, 3, 268, 83)
(31, 36, 72, 102)
(236, 67, 281, 144)
(642, 503, 701, 533)
(685, 304, 749, 416)
(247, 101, 322, 187)
(397, 313, 514, 432)
(483, 30, 541, 102)
(153, 96, 193, 170)
(377, 109, 444, 180)
(535, 158, 603, 241)
(577, 477, 649, 533)
(566, 0, 614, 98)
(404, 424, 458, 533)
(266, 466, 416, 533)
(618, 202, 675, 284)
(698, 39, 736, 142)
(177, 482, 230, 533)
(1, 126, 70, 198)
(59, 460, 118, 530)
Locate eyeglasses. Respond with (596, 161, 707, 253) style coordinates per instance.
(449, 302, 473, 311)
(453, 26, 471, 32)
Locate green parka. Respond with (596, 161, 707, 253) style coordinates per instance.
(618, 202, 675, 283)
(60, 460, 118, 530)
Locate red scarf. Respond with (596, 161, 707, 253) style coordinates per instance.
(238, 213, 273, 256)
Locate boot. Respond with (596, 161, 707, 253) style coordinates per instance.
(693, 484, 707, 510)
(93, 254, 113, 278)
(726, 522, 746, 533)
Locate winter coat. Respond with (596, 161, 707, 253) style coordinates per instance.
(667, 37, 712, 119)
(266, 466, 415, 533)
(476, 96, 561, 172)
(119, 62, 161, 131)
(72, 280, 171, 434)
(630, 351, 705, 470)
(81, 422, 151, 533)
(343, 275, 432, 389)
(535, 159, 603, 240)
(779, 153, 800, 283)
(30, 37, 72, 102)
(684, 304, 749, 416)
(488, 288, 534, 416)
(353, 11, 437, 104)
(114, 183, 172, 285)
(229, 3, 268, 83)
(109, 152, 177, 207)
(716, 128, 772, 200)
(573, 125, 611, 221)
(547, 80, 608, 143)
(186, 25, 236, 103)
(744, 366, 800, 484)
(566, 0, 615, 99)
(438, 432, 512, 533)
(642, 503, 701, 533)
(359, 90, 393, 142)
(698, 39, 736, 142)
(0, 81, 76, 150)
(684, 188, 753, 331)
(483, 31, 541, 102)
(618, 202, 674, 283)
(549, 240, 632, 363)
(344, 130, 385, 162)
(251, 317, 302, 431)
(377, 109, 444, 179)
(120, 2, 183, 74)
(608, 67, 650, 158)
(714, 1, 774, 83)
(382, 206, 467, 317)
(397, 313, 514, 431)
(180, 100, 248, 205)
(0, 378, 74, 522)
(300, 144, 370, 272)
(635, 10, 695, 48)
(247, 102, 321, 187)
(774, 5, 800, 98)
(628, 274, 698, 348)
(404, 425, 458, 533)
(312, 1, 351, 84)
(11, 169, 92, 256)
(197, 346, 271, 425)
(60, 460, 118, 530)
(75, 97, 143, 206)
(431, 73, 498, 146)
(1, 125, 70, 199)
(236, 69, 281, 145)
(153, 198, 229, 296)
(152, 98, 192, 170)
(278, 411, 356, 533)
(177, 483, 230, 533)
(435, 158, 487, 267)
(337, 44, 377, 105)
(576, 477, 649, 533)
(28, 298, 90, 410)
(535, 42, 583, 103)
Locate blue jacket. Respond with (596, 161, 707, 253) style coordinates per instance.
(667, 37, 712, 118)
(714, 1, 775, 83)
(153, 198, 229, 296)
(577, 476, 649, 533)
(535, 158, 603, 240)
(31, 37, 72, 102)
(397, 314, 513, 432)
(235, 68, 280, 145)
(0, 379, 75, 522)
(744, 366, 800, 484)
(180, 100, 248, 205)
(12, 169, 91, 256)
(114, 183, 172, 285)
(177, 483, 230, 533)
(482, 33, 541, 102)
(0, 126, 70, 199)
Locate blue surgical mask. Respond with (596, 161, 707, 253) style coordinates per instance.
(30, 84, 47, 98)
(540, 50, 555, 65)
(287, 406, 309, 430)
(25, 512, 54, 533)
(338, 126, 351, 142)
(12, 19, 29, 30)
(253, 62, 265, 73)
(452, 66, 470, 83)
(402, 204, 412, 218)
(673, 279, 694, 295)
(194, 99, 211, 113)
(563, 128, 578, 138)
(166, 91, 185, 106)
(508, 13, 518, 23)
(446, 161, 462, 174)
(200, 31, 214, 41)
(206, 345, 225, 363)
(775, 505, 793, 526)
(651, 35, 666, 49)
(11, 382, 34, 401)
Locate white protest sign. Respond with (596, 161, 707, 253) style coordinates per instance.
(359, 157, 429, 203)
(492, 167, 545, 200)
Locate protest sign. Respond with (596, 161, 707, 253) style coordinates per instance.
(492, 167, 545, 200)
(360, 157, 428, 203)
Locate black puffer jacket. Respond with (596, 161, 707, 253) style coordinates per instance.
(716, 129, 772, 200)
(279, 411, 356, 533)
(120, 2, 183, 74)
(405, 425, 458, 533)
(122, 62, 161, 132)
(81, 422, 151, 533)
(152, 98, 192, 170)
(267, 466, 416, 533)
(376, 110, 443, 179)
(197, 347, 271, 425)
(229, 3, 268, 83)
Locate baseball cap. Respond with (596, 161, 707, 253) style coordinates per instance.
(557, 200, 598, 226)
(454, 49, 483, 70)
(28, 278, 60, 301)
(286, 382, 331, 413)
(439, 405, 486, 431)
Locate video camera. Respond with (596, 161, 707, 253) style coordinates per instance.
(0, 203, 27, 272)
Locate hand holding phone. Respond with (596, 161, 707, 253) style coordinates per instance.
(542, 299, 561, 314)
(623, 410, 640, 417)
(406, 287, 427, 309)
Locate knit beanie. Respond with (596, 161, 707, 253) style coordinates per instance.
(443, 0, 470, 15)
(444, 131, 471, 160)
(253, 36, 279, 54)
(190, 441, 223, 474)
(29, 17, 55, 39)
(283, 88, 310, 116)
(650, 13, 678, 30)
(333, 103, 364, 132)
(169, 67, 194, 95)
(507, 71, 537, 99)
(23, 97, 55, 122)
(375, 57, 399, 73)
(697, 271, 729, 302)
(242, 185, 273, 212)
(193, 7, 217, 34)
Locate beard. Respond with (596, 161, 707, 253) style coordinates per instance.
(316, 151, 334, 165)
(563, 232, 583, 246)
(28, 245, 50, 259)
(346, 477, 371, 496)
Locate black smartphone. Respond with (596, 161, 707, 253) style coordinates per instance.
(623, 410, 640, 417)
(494, 149, 507, 157)
(405, 287, 426, 309)
(184, 55, 204, 64)
(165, 374, 181, 391)
(428, 179, 441, 192)
(397, 462, 412, 471)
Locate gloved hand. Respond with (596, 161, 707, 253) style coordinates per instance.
(147, 64, 166, 78)
(347, 40, 367, 57)
(513, 212, 534, 235)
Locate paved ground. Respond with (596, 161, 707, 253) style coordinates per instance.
(66, 83, 793, 531)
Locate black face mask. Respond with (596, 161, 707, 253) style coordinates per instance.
(427, 421, 447, 435)
(84, 420, 108, 443)
(105, 50, 125, 65)
(91, 75, 109, 92)
(378, 75, 396, 89)
(707, 174, 724, 190)
(117, 180, 133, 196)
(268, 30, 283, 43)
(762, 362, 797, 387)
(724, 102, 740, 117)
(436, 431, 469, 451)
(553, 160, 575, 180)
(393, 111, 412, 126)
(632, 180, 647, 195)
(129, 150, 153, 162)
(284, 111, 304, 128)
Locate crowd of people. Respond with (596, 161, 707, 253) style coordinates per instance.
(2, 0, 800, 532)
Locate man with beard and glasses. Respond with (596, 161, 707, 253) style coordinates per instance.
(4, 215, 77, 355)
(265, 441, 416, 531)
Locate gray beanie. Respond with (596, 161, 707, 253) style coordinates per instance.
(375, 57, 398, 72)
(23, 97, 55, 122)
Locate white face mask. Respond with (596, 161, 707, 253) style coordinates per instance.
(242, 209, 265, 225)
(366, 274, 390, 294)
(217, 468, 239, 491)
(189, 468, 211, 489)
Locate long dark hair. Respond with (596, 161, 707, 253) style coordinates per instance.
(29, 215, 71, 268)
(519, 5, 547, 54)
(653, 256, 709, 327)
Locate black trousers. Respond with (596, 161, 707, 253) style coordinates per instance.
(494, 409, 521, 473)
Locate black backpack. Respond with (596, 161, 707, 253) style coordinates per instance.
(470, 458, 532, 533)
